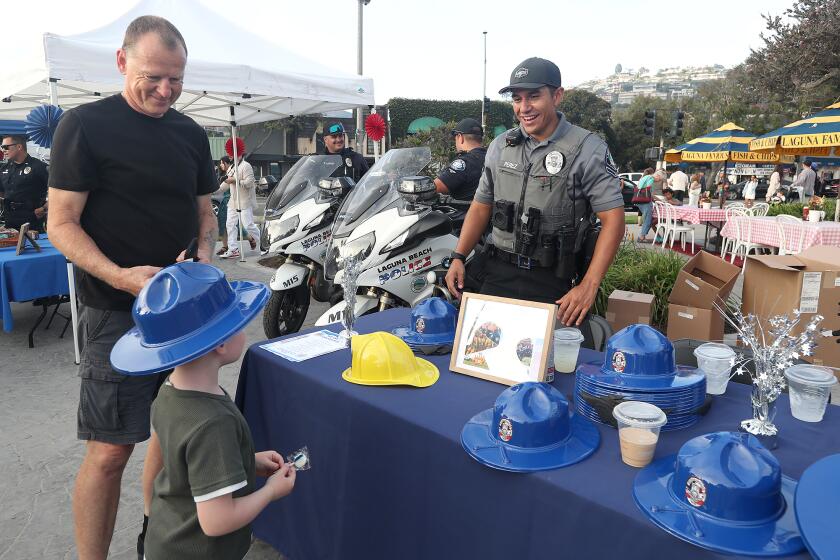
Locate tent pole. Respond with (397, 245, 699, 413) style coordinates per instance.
(230, 106, 246, 263)
(49, 78, 81, 365)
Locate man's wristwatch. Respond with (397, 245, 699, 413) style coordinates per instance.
(450, 251, 467, 262)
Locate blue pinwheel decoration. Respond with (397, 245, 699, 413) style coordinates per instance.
(24, 104, 64, 149)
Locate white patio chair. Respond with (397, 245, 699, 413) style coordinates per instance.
(730, 210, 773, 267)
(776, 214, 805, 255)
(751, 202, 770, 217)
(660, 203, 695, 252)
(652, 201, 668, 243)
(720, 206, 742, 261)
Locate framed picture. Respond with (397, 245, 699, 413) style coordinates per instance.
(14, 223, 40, 255)
(450, 292, 557, 386)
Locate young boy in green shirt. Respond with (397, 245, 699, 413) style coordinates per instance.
(110, 261, 296, 560)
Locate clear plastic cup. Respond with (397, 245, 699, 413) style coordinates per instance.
(554, 328, 584, 374)
(612, 401, 667, 468)
(693, 343, 736, 395)
(784, 365, 837, 422)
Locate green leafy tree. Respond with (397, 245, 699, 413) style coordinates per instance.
(387, 98, 514, 142)
(395, 122, 459, 176)
(558, 89, 617, 151)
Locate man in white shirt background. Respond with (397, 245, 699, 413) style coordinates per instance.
(667, 168, 689, 202)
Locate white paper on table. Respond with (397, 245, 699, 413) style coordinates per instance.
(260, 330, 346, 362)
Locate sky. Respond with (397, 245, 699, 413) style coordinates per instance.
(7, 0, 795, 104)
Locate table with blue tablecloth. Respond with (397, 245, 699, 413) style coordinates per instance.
(235, 308, 839, 560)
(0, 238, 69, 332)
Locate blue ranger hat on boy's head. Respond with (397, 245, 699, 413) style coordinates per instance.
(392, 297, 457, 347)
(795, 453, 840, 559)
(110, 262, 269, 376)
(634, 431, 804, 557)
(461, 382, 599, 472)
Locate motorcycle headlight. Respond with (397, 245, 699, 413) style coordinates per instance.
(273, 215, 300, 243)
(340, 232, 375, 263)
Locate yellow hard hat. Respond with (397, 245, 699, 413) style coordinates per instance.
(342, 331, 440, 387)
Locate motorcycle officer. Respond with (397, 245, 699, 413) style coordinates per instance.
(434, 118, 487, 201)
(322, 122, 369, 182)
(445, 57, 625, 328)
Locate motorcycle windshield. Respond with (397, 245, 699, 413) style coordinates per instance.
(264, 155, 343, 217)
(331, 147, 431, 238)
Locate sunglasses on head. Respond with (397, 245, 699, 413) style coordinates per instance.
(327, 125, 344, 135)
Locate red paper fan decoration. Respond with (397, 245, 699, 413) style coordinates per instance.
(225, 137, 246, 157)
(365, 113, 387, 142)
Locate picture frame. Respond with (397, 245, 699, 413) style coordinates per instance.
(15, 223, 41, 255)
(450, 292, 557, 386)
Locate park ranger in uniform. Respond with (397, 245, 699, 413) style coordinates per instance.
(445, 57, 624, 327)
(322, 122, 369, 182)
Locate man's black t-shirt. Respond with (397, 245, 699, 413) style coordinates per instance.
(323, 147, 369, 182)
(437, 146, 487, 200)
(48, 94, 216, 311)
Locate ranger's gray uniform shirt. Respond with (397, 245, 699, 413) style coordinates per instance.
(475, 113, 624, 213)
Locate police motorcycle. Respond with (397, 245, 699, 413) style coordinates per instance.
(261, 154, 350, 338)
(314, 146, 479, 327)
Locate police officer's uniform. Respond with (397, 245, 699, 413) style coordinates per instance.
(471, 58, 623, 305)
(437, 118, 487, 201)
(0, 153, 49, 230)
(322, 122, 370, 182)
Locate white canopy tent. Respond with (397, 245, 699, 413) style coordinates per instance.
(0, 0, 375, 363)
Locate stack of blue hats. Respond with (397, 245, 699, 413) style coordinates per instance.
(392, 297, 457, 354)
(574, 324, 706, 431)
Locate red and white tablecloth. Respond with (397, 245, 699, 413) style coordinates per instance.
(670, 206, 728, 224)
(720, 216, 840, 251)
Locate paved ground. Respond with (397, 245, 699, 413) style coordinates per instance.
(2, 218, 836, 559)
(0, 245, 329, 559)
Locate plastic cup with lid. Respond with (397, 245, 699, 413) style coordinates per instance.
(612, 401, 667, 468)
(693, 343, 736, 395)
(553, 327, 584, 374)
(784, 364, 837, 422)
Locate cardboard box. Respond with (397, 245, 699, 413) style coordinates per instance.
(606, 290, 655, 333)
(667, 304, 724, 343)
(669, 251, 741, 309)
(741, 246, 840, 370)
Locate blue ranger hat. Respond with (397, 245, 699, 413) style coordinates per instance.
(110, 262, 269, 376)
(795, 453, 840, 559)
(392, 297, 457, 347)
(634, 431, 804, 557)
(577, 324, 704, 391)
(461, 382, 600, 472)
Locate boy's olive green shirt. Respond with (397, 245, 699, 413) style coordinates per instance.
(146, 382, 256, 560)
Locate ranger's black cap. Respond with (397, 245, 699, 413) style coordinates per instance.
(499, 57, 562, 94)
(452, 118, 483, 136)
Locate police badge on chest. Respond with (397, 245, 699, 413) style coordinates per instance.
(544, 151, 565, 175)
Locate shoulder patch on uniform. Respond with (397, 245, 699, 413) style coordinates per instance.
(605, 148, 618, 179)
(450, 159, 466, 172)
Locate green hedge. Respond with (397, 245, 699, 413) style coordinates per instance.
(388, 98, 514, 141)
(766, 199, 836, 221)
(594, 243, 686, 330)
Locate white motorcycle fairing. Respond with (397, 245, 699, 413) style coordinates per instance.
(268, 198, 332, 257)
(269, 262, 309, 291)
(314, 294, 380, 326)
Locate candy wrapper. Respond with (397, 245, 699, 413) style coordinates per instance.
(287, 446, 311, 471)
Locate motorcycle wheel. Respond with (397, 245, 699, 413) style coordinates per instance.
(263, 285, 309, 339)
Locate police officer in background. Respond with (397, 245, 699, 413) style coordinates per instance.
(445, 57, 625, 327)
(434, 118, 487, 201)
(0, 135, 49, 231)
(322, 122, 369, 182)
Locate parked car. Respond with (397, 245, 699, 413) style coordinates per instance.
(620, 178, 639, 212)
(619, 172, 643, 183)
(822, 178, 839, 198)
(730, 178, 795, 201)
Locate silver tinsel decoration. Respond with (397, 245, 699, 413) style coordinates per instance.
(338, 252, 363, 343)
(714, 301, 823, 439)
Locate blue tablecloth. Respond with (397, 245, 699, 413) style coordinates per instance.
(235, 308, 838, 560)
(0, 238, 69, 332)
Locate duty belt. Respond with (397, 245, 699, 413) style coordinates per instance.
(491, 247, 552, 270)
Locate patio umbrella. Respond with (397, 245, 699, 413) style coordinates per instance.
(749, 102, 840, 157)
(664, 122, 790, 164)
(24, 104, 63, 148)
(750, 102, 840, 221)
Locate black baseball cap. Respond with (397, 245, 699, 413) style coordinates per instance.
(452, 118, 483, 136)
(499, 57, 562, 94)
(325, 122, 345, 135)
